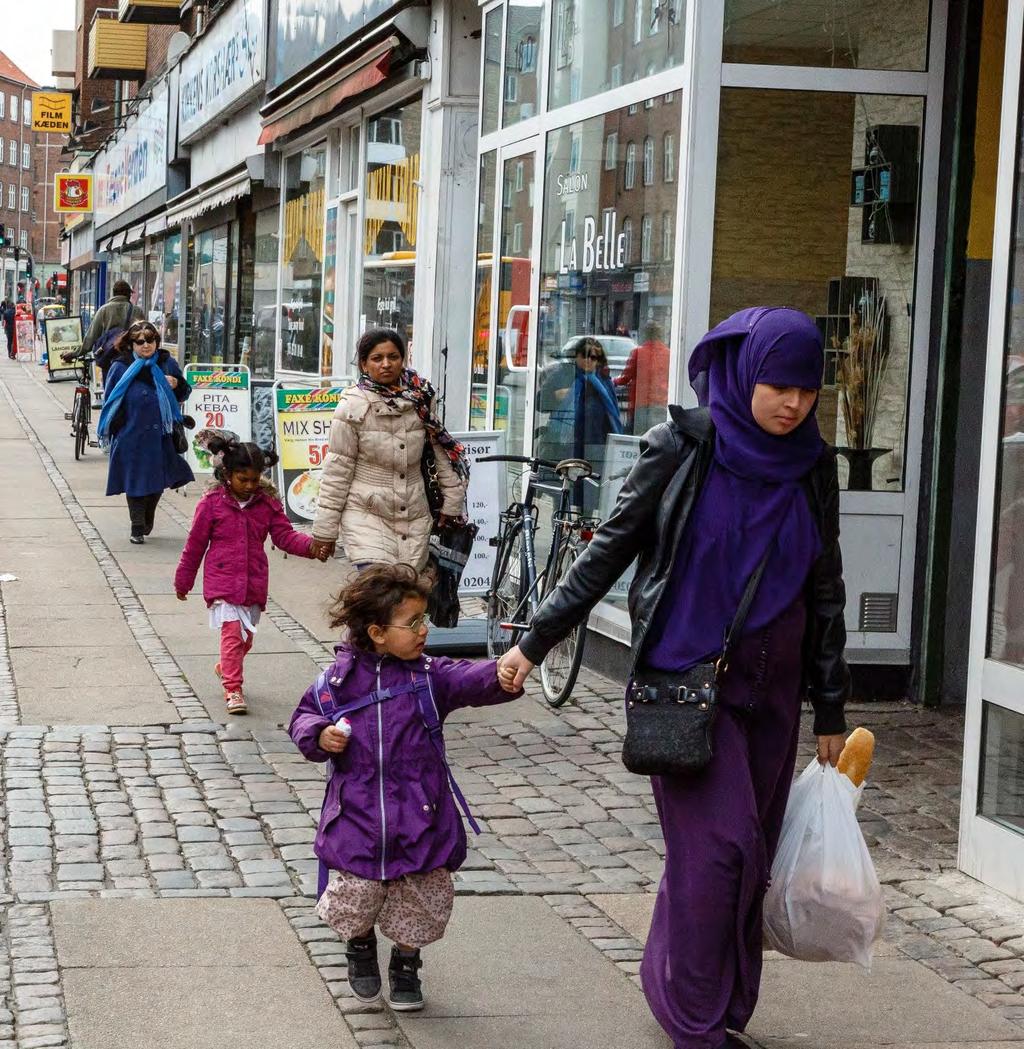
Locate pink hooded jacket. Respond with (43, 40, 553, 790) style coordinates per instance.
(174, 484, 315, 608)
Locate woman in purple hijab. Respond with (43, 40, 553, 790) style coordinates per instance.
(501, 308, 851, 1049)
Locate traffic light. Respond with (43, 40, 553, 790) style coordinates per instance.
(0, 225, 6, 247)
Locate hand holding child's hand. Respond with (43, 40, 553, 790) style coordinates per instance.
(319, 725, 349, 754)
(311, 539, 335, 562)
(498, 662, 520, 693)
(176, 591, 188, 602)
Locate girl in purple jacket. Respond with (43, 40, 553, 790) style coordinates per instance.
(289, 564, 520, 1012)
(175, 437, 329, 714)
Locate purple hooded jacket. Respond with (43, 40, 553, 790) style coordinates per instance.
(289, 644, 520, 882)
(174, 485, 315, 607)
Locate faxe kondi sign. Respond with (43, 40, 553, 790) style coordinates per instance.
(31, 92, 72, 133)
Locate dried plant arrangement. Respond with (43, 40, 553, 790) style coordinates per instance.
(835, 291, 890, 451)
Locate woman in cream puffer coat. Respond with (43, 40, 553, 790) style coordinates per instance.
(311, 329, 468, 570)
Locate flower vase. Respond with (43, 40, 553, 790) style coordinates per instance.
(835, 447, 890, 491)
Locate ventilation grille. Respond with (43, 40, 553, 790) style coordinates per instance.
(859, 592, 898, 632)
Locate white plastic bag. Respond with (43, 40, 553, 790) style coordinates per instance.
(763, 758, 884, 969)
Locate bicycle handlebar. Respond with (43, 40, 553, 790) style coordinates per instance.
(477, 454, 559, 469)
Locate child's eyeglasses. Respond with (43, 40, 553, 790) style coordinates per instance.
(132, 334, 157, 345)
(387, 614, 429, 633)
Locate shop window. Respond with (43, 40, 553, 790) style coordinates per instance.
(662, 211, 673, 260)
(250, 207, 280, 381)
(114, 247, 144, 305)
(281, 144, 327, 374)
(663, 132, 675, 182)
(988, 85, 1024, 668)
(978, 705, 1024, 832)
(22, 144, 29, 169)
(482, 7, 503, 136)
(363, 99, 421, 349)
(711, 89, 924, 492)
(604, 132, 618, 170)
(151, 233, 181, 357)
(504, 2, 543, 126)
(642, 137, 655, 185)
(470, 151, 498, 429)
(723, 0, 930, 72)
(550, 0, 684, 111)
(535, 101, 678, 602)
(189, 225, 233, 365)
(625, 142, 636, 189)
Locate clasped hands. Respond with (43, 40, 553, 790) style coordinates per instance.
(309, 538, 335, 562)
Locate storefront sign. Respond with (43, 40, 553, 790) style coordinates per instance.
(183, 364, 252, 473)
(269, 0, 394, 87)
(453, 432, 504, 596)
(179, 0, 264, 142)
(557, 212, 626, 275)
(31, 91, 72, 133)
(92, 80, 168, 230)
(599, 434, 644, 599)
(44, 316, 84, 378)
(15, 318, 35, 361)
(274, 385, 345, 522)
(53, 173, 93, 213)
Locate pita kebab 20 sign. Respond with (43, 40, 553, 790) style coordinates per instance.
(54, 174, 93, 214)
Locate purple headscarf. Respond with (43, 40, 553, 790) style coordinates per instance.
(644, 308, 826, 673)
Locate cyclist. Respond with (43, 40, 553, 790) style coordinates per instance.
(61, 281, 144, 381)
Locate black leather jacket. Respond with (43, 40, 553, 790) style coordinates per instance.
(518, 405, 851, 735)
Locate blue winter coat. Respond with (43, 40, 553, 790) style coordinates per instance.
(104, 350, 195, 497)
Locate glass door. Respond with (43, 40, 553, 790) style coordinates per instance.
(960, 0, 1024, 901)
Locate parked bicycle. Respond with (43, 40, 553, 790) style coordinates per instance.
(65, 354, 98, 460)
(482, 454, 599, 707)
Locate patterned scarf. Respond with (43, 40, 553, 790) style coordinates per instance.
(357, 368, 470, 480)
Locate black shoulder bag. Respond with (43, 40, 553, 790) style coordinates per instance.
(621, 548, 772, 778)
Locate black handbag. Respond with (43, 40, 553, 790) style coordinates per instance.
(420, 442, 446, 522)
(621, 549, 772, 778)
(426, 519, 479, 628)
(171, 415, 195, 455)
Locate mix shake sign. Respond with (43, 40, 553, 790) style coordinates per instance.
(554, 172, 628, 275)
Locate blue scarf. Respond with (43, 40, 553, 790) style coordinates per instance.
(573, 370, 623, 437)
(97, 353, 181, 441)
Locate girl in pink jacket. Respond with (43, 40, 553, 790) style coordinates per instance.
(174, 437, 328, 714)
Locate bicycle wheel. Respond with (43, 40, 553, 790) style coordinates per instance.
(73, 392, 87, 460)
(486, 521, 526, 659)
(540, 540, 586, 707)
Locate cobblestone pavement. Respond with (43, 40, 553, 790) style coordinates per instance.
(2, 359, 1024, 1048)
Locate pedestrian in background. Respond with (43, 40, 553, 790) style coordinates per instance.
(96, 321, 193, 544)
(615, 321, 671, 434)
(62, 280, 144, 381)
(2, 300, 13, 359)
(174, 437, 329, 715)
(498, 307, 850, 1049)
(310, 328, 468, 569)
(289, 565, 520, 1012)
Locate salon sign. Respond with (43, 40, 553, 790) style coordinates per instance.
(557, 212, 627, 275)
(179, 0, 265, 143)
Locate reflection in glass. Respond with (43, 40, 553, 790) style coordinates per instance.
(362, 101, 421, 351)
(482, 8, 503, 136)
(549, 0, 685, 111)
(504, 2, 543, 127)
(281, 145, 326, 373)
(536, 98, 679, 530)
(149, 234, 180, 355)
(979, 704, 1024, 834)
(250, 207, 280, 380)
(190, 226, 230, 364)
(723, 0, 930, 72)
(471, 152, 498, 429)
(988, 97, 1024, 666)
(711, 90, 923, 492)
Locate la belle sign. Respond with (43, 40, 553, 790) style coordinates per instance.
(554, 170, 627, 275)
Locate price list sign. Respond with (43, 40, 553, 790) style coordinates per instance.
(183, 365, 251, 473)
(274, 386, 345, 522)
(452, 431, 504, 595)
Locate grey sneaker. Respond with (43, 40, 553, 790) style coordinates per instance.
(346, 933, 381, 1004)
(387, 946, 423, 1011)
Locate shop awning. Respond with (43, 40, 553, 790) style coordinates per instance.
(123, 223, 146, 248)
(107, 230, 128, 251)
(146, 212, 170, 237)
(164, 171, 251, 226)
(258, 42, 395, 146)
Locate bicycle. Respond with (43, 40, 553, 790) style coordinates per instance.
(64, 354, 97, 460)
(481, 454, 600, 707)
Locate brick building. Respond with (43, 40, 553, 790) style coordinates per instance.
(0, 53, 62, 300)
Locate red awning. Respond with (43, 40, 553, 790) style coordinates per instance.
(259, 50, 393, 147)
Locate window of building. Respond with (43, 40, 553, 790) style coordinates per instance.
(20, 186, 28, 212)
(604, 132, 618, 170)
(0, 95, 6, 119)
(515, 161, 525, 191)
(481, 7, 502, 136)
(504, 2, 543, 127)
(644, 64, 656, 107)
(19, 229, 26, 249)
(664, 133, 676, 182)
(0, 138, 5, 164)
(362, 99, 421, 350)
(22, 144, 29, 169)
(368, 117, 402, 145)
(722, 0, 930, 71)
(7, 142, 15, 166)
(470, 152, 498, 428)
(662, 211, 673, 259)
(10, 96, 17, 123)
(150, 233, 182, 357)
(0, 181, 4, 203)
(622, 217, 633, 262)
(570, 130, 582, 172)
(513, 222, 524, 252)
(22, 103, 29, 127)
(6, 185, 13, 209)
(549, 0, 685, 110)
(625, 142, 636, 189)
(641, 214, 653, 262)
(629, 75, 640, 114)
(711, 88, 925, 491)
(643, 137, 655, 185)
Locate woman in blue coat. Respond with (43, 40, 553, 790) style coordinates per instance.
(97, 320, 194, 543)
